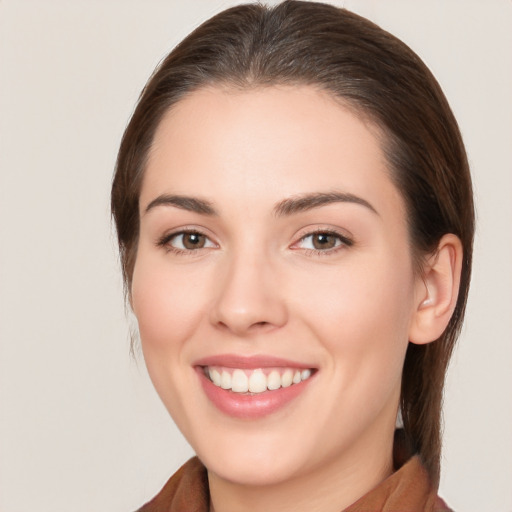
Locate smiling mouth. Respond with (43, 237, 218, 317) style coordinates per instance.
(202, 366, 314, 394)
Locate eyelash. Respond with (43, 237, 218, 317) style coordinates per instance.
(156, 228, 354, 256)
(156, 229, 215, 256)
(294, 228, 354, 256)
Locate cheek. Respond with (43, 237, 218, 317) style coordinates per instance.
(130, 252, 214, 430)
(293, 253, 415, 371)
(131, 253, 209, 356)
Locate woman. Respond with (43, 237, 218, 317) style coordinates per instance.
(111, 1, 474, 510)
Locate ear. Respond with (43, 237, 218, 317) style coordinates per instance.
(409, 234, 463, 345)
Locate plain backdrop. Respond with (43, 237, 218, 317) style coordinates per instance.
(0, 1, 511, 511)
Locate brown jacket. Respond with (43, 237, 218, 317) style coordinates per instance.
(137, 456, 452, 512)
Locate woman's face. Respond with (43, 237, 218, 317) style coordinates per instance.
(132, 86, 424, 486)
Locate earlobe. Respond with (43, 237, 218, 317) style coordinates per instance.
(409, 234, 463, 345)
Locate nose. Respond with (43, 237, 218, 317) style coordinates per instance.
(209, 249, 288, 337)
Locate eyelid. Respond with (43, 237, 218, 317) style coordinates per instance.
(291, 226, 354, 253)
(156, 226, 218, 253)
(155, 224, 353, 255)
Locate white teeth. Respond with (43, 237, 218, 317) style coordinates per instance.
(281, 369, 293, 388)
(267, 370, 281, 390)
(209, 368, 221, 386)
(248, 369, 267, 393)
(207, 366, 313, 393)
(301, 369, 311, 380)
(220, 370, 232, 389)
(231, 369, 249, 392)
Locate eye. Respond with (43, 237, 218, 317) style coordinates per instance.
(158, 230, 216, 252)
(294, 230, 353, 253)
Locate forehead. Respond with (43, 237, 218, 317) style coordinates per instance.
(142, 85, 404, 219)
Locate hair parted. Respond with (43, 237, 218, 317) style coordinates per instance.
(111, 0, 474, 485)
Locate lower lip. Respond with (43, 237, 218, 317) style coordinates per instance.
(196, 367, 314, 419)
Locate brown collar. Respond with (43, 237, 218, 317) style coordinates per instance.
(137, 456, 451, 512)
(342, 456, 451, 511)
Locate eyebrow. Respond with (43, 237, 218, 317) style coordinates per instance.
(273, 191, 378, 217)
(144, 194, 218, 216)
(144, 191, 378, 217)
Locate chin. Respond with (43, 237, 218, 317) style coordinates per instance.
(202, 449, 308, 486)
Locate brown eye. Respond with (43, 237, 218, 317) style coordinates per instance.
(312, 233, 337, 250)
(295, 230, 353, 253)
(166, 231, 215, 251)
(182, 233, 206, 249)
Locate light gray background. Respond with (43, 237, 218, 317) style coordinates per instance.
(1, 1, 511, 511)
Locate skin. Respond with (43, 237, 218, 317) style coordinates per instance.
(131, 86, 444, 512)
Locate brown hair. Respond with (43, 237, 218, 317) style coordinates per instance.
(111, 0, 474, 485)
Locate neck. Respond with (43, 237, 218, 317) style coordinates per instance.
(207, 432, 394, 512)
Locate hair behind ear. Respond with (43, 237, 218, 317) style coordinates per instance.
(402, 234, 464, 484)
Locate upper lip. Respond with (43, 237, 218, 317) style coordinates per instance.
(193, 354, 316, 369)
